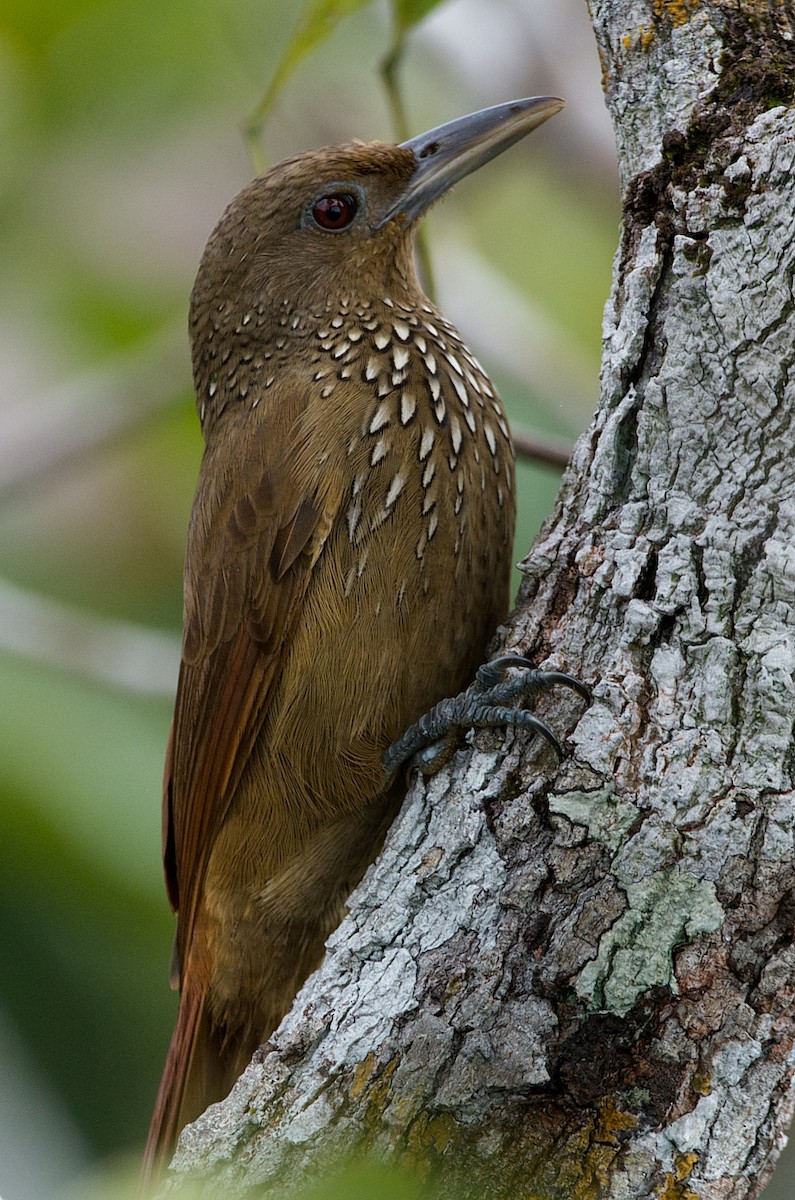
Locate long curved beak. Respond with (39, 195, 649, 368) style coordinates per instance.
(378, 95, 564, 228)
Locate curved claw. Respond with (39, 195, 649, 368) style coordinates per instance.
(537, 671, 592, 704)
(475, 656, 590, 705)
(383, 655, 590, 779)
(487, 705, 564, 757)
(475, 653, 536, 688)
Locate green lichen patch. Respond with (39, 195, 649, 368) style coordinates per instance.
(548, 785, 639, 854)
(575, 868, 723, 1015)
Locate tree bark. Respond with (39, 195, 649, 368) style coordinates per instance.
(163, 3, 795, 1196)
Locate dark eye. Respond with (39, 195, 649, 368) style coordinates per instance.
(311, 193, 358, 231)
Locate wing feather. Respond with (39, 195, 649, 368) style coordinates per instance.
(163, 385, 341, 976)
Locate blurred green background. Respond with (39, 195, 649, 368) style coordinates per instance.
(0, 1, 787, 1197)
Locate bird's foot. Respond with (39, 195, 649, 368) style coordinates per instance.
(383, 654, 590, 778)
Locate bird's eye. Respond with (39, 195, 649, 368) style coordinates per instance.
(311, 193, 358, 231)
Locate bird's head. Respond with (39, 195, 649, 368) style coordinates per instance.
(190, 96, 563, 333)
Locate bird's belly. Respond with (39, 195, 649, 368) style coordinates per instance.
(270, 487, 511, 791)
(201, 463, 512, 1039)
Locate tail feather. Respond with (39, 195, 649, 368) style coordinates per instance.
(141, 977, 226, 1186)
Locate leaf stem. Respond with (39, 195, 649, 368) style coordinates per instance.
(381, 22, 436, 300)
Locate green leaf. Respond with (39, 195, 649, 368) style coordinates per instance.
(247, 0, 373, 137)
(392, 0, 446, 33)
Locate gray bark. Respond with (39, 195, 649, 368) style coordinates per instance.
(163, 3, 795, 1196)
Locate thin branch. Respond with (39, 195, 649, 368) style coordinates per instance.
(511, 426, 571, 469)
(381, 26, 436, 299)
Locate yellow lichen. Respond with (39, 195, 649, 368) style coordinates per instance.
(623, 0, 701, 53)
(658, 1176, 696, 1195)
(406, 1110, 460, 1158)
(350, 1052, 378, 1100)
(550, 1099, 639, 1200)
(350, 1053, 398, 1138)
(653, 0, 699, 27)
(674, 1152, 699, 1182)
(659, 1151, 699, 1199)
(660, 1173, 699, 1200)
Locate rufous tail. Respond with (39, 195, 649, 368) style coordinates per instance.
(141, 976, 225, 1187)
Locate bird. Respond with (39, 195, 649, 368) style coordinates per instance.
(143, 95, 575, 1179)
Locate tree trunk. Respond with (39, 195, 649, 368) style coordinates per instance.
(163, 3, 795, 1196)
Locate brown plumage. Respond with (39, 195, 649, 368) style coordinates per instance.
(144, 97, 564, 1179)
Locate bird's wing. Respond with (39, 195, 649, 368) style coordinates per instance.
(163, 381, 342, 977)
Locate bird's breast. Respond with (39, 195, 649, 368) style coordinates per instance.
(295, 296, 516, 579)
(261, 297, 517, 806)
